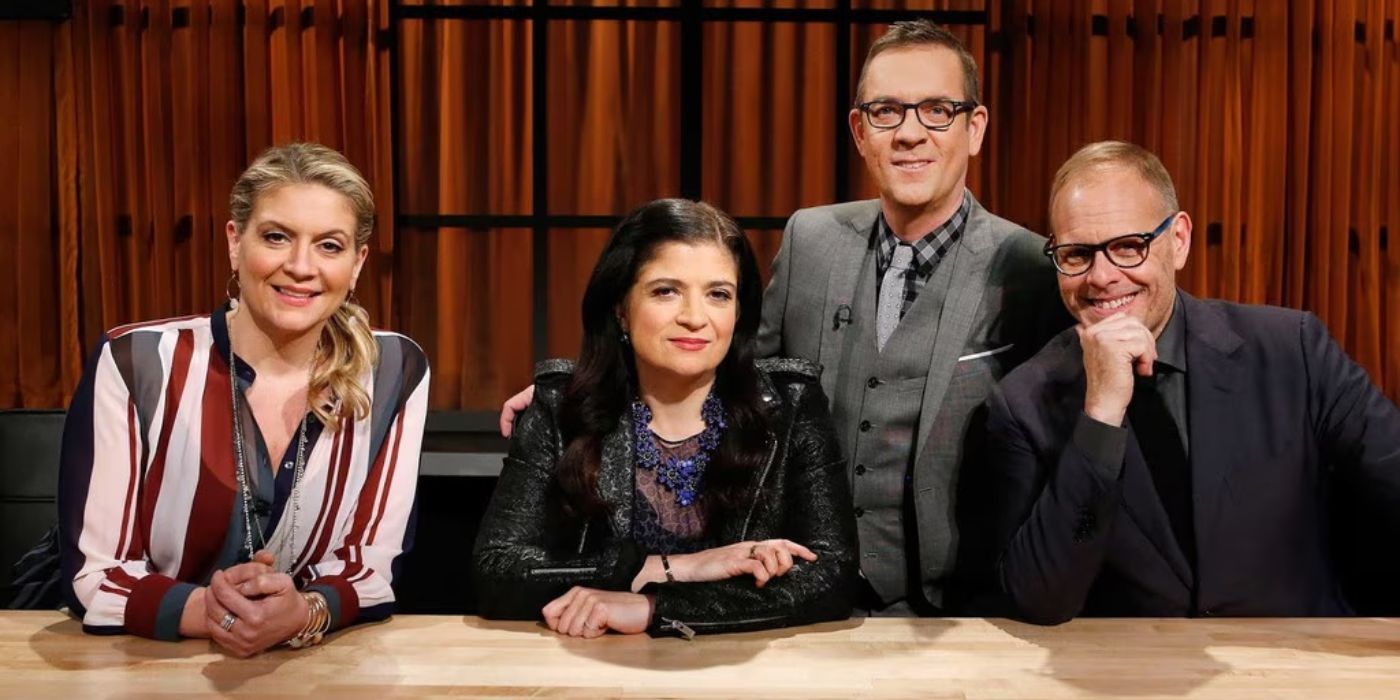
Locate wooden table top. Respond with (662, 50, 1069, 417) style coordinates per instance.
(3, 612, 1399, 698)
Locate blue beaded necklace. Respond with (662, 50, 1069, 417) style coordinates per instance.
(632, 391, 727, 507)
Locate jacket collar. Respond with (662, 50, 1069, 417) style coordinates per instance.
(597, 407, 636, 537)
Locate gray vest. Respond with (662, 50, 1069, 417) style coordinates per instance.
(832, 241, 962, 604)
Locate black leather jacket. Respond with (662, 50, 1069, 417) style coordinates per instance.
(473, 358, 857, 637)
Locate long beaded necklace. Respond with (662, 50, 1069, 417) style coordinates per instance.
(631, 392, 727, 507)
(229, 342, 309, 574)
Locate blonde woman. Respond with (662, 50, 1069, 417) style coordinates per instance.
(58, 143, 429, 656)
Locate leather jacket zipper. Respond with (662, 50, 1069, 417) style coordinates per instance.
(658, 617, 696, 640)
(659, 614, 788, 640)
(529, 566, 598, 576)
(740, 438, 779, 539)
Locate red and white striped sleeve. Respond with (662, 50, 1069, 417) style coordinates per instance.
(59, 336, 198, 640)
(302, 339, 430, 630)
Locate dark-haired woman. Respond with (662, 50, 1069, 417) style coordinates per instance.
(473, 199, 856, 638)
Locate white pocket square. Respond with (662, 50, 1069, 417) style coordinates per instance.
(958, 343, 1015, 362)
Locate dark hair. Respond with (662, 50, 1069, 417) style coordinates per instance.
(556, 199, 771, 528)
(855, 20, 980, 105)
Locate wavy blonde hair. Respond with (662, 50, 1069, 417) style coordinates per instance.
(229, 142, 379, 428)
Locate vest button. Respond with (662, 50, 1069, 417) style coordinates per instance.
(866, 376, 880, 389)
(854, 464, 867, 476)
(859, 420, 872, 432)
(853, 507, 866, 518)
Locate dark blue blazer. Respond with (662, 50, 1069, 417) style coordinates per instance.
(981, 292, 1400, 624)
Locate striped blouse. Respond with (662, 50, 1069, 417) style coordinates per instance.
(58, 307, 429, 640)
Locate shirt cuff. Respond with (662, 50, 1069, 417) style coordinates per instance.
(304, 576, 361, 631)
(124, 574, 194, 641)
(1072, 412, 1128, 481)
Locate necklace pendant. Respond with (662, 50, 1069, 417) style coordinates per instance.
(229, 347, 310, 576)
(631, 392, 728, 508)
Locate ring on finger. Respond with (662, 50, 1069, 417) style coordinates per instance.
(749, 544, 759, 559)
(219, 612, 237, 632)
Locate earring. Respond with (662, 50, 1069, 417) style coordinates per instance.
(345, 286, 359, 308)
(620, 329, 630, 345)
(226, 272, 241, 307)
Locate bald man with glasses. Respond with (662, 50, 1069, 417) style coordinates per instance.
(979, 140, 1400, 625)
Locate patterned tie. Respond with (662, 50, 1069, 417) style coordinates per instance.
(876, 244, 914, 351)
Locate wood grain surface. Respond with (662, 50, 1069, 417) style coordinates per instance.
(3, 612, 1399, 698)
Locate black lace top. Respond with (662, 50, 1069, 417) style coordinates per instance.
(632, 432, 709, 554)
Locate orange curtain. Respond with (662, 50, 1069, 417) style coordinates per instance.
(395, 18, 534, 410)
(0, 0, 393, 409)
(986, 0, 1399, 399)
(2, 0, 1397, 411)
(0, 21, 70, 408)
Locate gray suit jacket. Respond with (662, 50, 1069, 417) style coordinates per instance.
(756, 195, 1069, 608)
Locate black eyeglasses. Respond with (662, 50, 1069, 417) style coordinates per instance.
(1043, 213, 1178, 276)
(856, 98, 978, 131)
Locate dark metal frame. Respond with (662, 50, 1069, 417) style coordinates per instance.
(387, 1, 987, 428)
(1043, 211, 1177, 277)
(855, 98, 980, 131)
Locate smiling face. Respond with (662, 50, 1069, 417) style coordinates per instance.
(619, 241, 739, 387)
(1049, 167, 1192, 337)
(226, 182, 368, 343)
(849, 45, 987, 229)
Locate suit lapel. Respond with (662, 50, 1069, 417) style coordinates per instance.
(1179, 293, 1245, 548)
(912, 198, 993, 466)
(818, 202, 879, 404)
(1120, 293, 1245, 591)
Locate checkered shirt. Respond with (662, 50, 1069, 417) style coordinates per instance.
(874, 191, 972, 319)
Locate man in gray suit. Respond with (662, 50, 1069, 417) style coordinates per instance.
(502, 20, 1066, 616)
(756, 21, 1066, 615)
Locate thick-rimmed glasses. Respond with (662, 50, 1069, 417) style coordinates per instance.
(857, 98, 978, 131)
(1043, 213, 1178, 276)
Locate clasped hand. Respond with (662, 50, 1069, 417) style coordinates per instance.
(201, 550, 308, 657)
